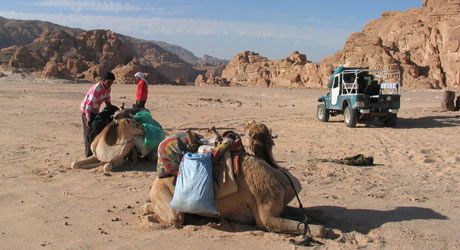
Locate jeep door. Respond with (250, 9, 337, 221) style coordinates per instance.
(331, 74, 340, 106)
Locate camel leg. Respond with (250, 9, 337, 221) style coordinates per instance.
(71, 156, 102, 169)
(255, 205, 327, 237)
(102, 159, 126, 172)
(103, 163, 113, 172)
(258, 215, 326, 238)
(131, 147, 138, 164)
(134, 136, 151, 157)
(144, 178, 184, 226)
(252, 191, 327, 237)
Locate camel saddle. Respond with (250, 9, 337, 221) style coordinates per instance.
(211, 131, 244, 198)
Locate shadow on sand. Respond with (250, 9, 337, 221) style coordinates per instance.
(395, 115, 460, 129)
(113, 159, 157, 172)
(329, 115, 460, 129)
(306, 205, 448, 234)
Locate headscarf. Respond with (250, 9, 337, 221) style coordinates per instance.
(134, 72, 149, 85)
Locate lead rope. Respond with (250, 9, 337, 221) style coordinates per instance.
(279, 169, 323, 247)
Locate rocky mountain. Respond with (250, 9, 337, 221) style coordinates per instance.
(321, 0, 460, 89)
(0, 17, 81, 48)
(0, 17, 206, 83)
(214, 0, 460, 89)
(153, 40, 228, 66)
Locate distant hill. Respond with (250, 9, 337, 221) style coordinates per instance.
(0, 17, 81, 48)
(152, 40, 228, 66)
(0, 17, 227, 83)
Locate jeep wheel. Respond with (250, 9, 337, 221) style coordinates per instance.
(317, 103, 330, 122)
(344, 106, 358, 127)
(383, 114, 397, 127)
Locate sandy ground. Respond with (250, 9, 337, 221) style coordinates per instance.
(0, 73, 459, 250)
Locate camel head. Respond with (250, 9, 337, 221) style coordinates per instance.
(104, 118, 144, 146)
(242, 121, 280, 168)
(113, 108, 134, 120)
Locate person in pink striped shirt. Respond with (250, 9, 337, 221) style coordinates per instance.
(80, 72, 116, 157)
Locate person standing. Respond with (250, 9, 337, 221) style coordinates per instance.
(80, 72, 116, 157)
(134, 72, 148, 108)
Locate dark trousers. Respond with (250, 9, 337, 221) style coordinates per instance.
(135, 100, 146, 109)
(82, 113, 96, 157)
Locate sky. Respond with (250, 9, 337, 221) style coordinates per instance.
(0, 0, 421, 61)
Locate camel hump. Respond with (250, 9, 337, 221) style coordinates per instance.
(104, 121, 119, 146)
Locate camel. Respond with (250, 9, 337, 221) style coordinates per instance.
(71, 117, 146, 172)
(142, 122, 327, 237)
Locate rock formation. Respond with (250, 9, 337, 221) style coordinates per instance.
(321, 0, 460, 89)
(219, 51, 330, 88)
(0, 17, 203, 83)
(194, 74, 230, 87)
(217, 0, 460, 89)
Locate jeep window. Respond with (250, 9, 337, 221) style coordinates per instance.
(333, 76, 339, 88)
(343, 73, 355, 83)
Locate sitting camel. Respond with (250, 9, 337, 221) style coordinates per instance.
(142, 122, 327, 237)
(71, 117, 145, 172)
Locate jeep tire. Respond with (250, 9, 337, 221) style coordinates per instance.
(317, 103, 330, 122)
(344, 106, 358, 127)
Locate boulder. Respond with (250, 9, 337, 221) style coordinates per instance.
(440, 90, 456, 111)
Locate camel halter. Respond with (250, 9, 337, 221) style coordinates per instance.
(278, 168, 323, 247)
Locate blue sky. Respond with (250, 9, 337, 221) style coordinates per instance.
(0, 0, 421, 61)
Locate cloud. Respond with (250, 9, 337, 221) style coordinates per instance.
(0, 11, 348, 45)
(33, 0, 164, 13)
(0, 10, 351, 59)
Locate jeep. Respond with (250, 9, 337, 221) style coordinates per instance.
(317, 67, 400, 127)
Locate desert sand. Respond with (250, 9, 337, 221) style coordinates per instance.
(0, 73, 459, 249)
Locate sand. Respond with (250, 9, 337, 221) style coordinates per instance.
(0, 73, 459, 249)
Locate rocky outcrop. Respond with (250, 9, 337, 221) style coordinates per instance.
(0, 17, 203, 83)
(321, 0, 460, 89)
(111, 58, 170, 84)
(3, 29, 135, 81)
(194, 74, 229, 87)
(220, 51, 330, 88)
(221, 0, 460, 89)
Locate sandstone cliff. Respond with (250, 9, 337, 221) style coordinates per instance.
(218, 0, 460, 89)
(221, 51, 330, 88)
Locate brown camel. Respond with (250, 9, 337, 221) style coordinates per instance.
(142, 122, 327, 237)
(71, 117, 145, 172)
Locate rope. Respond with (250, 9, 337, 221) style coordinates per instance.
(279, 169, 323, 247)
